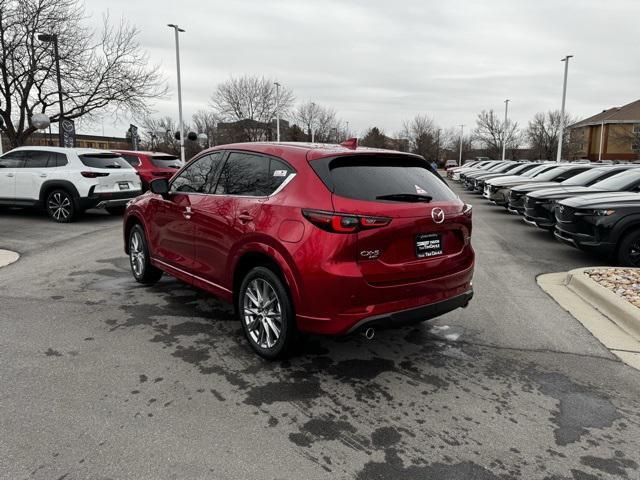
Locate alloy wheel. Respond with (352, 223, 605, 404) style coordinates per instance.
(129, 230, 145, 277)
(48, 192, 71, 221)
(243, 278, 282, 349)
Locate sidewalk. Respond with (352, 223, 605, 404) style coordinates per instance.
(538, 267, 640, 370)
(0, 249, 19, 268)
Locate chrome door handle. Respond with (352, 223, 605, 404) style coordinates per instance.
(6, 173, 14, 177)
(183, 206, 192, 220)
(39, 174, 47, 178)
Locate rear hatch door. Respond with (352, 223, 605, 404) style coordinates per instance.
(313, 154, 471, 285)
(79, 153, 140, 192)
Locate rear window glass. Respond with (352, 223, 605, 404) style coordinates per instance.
(121, 154, 141, 167)
(151, 155, 181, 168)
(79, 154, 131, 169)
(312, 155, 458, 202)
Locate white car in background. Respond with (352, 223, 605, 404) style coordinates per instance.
(0, 146, 141, 222)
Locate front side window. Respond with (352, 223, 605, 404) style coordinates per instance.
(171, 152, 224, 193)
(0, 151, 25, 168)
(22, 150, 53, 168)
(214, 152, 293, 196)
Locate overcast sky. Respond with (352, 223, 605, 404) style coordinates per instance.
(83, 0, 640, 139)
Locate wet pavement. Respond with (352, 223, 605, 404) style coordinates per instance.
(1, 190, 639, 479)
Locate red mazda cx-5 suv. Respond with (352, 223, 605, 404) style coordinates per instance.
(114, 150, 182, 191)
(123, 141, 474, 358)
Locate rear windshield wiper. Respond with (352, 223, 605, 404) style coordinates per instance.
(376, 193, 433, 202)
(104, 164, 122, 169)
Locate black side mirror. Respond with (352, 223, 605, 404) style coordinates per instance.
(150, 178, 169, 196)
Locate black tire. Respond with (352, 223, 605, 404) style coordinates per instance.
(617, 228, 640, 267)
(238, 266, 296, 360)
(128, 224, 163, 284)
(46, 189, 76, 223)
(106, 206, 126, 216)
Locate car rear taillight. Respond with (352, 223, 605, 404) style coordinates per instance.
(81, 171, 110, 178)
(302, 209, 391, 234)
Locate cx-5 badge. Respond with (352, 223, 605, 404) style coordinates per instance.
(432, 208, 445, 224)
(360, 250, 380, 259)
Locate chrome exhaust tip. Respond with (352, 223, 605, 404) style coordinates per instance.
(363, 328, 375, 340)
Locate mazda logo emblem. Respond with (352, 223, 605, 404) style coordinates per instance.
(559, 205, 565, 213)
(432, 208, 445, 224)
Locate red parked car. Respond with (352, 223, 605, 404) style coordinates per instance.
(123, 141, 474, 358)
(114, 150, 182, 191)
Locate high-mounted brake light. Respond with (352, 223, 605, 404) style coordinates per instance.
(302, 209, 390, 233)
(81, 171, 110, 178)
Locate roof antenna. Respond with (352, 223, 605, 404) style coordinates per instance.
(340, 138, 358, 149)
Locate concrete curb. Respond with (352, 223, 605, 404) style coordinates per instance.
(565, 267, 640, 341)
(0, 249, 20, 268)
(538, 270, 640, 371)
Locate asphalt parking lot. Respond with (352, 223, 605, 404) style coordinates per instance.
(1, 185, 640, 480)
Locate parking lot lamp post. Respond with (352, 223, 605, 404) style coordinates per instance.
(458, 124, 464, 167)
(556, 55, 573, 162)
(436, 128, 441, 165)
(167, 24, 186, 163)
(274, 82, 281, 142)
(345, 121, 349, 139)
(598, 120, 605, 162)
(310, 102, 316, 143)
(502, 99, 510, 161)
(37, 33, 64, 147)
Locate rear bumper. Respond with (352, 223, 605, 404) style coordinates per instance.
(346, 289, 473, 334)
(79, 190, 142, 210)
(296, 257, 475, 335)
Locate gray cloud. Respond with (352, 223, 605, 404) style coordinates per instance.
(86, 0, 640, 138)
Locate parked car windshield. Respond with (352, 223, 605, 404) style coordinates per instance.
(561, 167, 613, 186)
(313, 155, 458, 202)
(530, 166, 569, 181)
(592, 169, 640, 190)
(151, 155, 182, 168)
(522, 164, 549, 177)
(79, 153, 131, 169)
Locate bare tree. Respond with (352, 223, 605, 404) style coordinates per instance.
(0, 0, 166, 148)
(473, 110, 521, 159)
(293, 101, 341, 142)
(191, 109, 219, 147)
(526, 110, 577, 160)
(402, 114, 440, 161)
(442, 127, 473, 163)
(210, 75, 294, 141)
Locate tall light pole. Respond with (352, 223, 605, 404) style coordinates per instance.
(458, 124, 465, 167)
(167, 24, 186, 163)
(502, 99, 510, 161)
(345, 121, 349, 139)
(38, 33, 64, 147)
(436, 128, 442, 165)
(274, 82, 281, 142)
(556, 55, 573, 162)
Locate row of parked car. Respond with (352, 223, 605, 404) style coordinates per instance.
(446, 159, 640, 267)
(0, 146, 181, 222)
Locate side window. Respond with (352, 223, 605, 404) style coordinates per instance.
(0, 151, 25, 168)
(170, 152, 223, 193)
(22, 151, 52, 168)
(121, 154, 141, 167)
(215, 152, 293, 196)
(267, 157, 294, 193)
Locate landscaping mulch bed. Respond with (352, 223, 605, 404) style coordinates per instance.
(585, 268, 640, 309)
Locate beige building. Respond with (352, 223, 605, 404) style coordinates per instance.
(568, 99, 640, 161)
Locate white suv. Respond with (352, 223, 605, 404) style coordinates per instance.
(0, 146, 142, 222)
